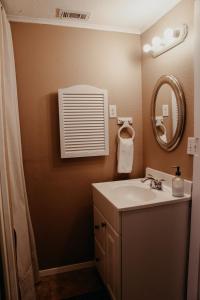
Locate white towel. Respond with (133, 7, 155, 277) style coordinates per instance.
(117, 137, 134, 173)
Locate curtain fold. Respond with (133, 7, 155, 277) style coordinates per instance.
(0, 5, 39, 300)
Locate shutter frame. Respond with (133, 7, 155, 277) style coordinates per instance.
(58, 85, 109, 158)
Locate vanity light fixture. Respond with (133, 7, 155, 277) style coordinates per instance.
(143, 24, 188, 58)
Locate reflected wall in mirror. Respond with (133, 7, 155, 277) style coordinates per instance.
(155, 84, 177, 143)
(151, 75, 186, 151)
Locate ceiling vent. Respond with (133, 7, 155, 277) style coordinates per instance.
(56, 9, 90, 21)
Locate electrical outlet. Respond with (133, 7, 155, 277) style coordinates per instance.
(109, 105, 117, 118)
(187, 137, 198, 155)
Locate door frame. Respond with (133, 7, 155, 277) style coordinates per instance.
(187, 1, 200, 299)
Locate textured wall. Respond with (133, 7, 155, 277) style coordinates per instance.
(141, 0, 194, 180)
(11, 23, 143, 269)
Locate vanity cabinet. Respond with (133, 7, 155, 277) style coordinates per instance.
(94, 207, 121, 299)
(93, 186, 190, 300)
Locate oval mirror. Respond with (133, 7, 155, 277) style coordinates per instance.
(151, 75, 186, 151)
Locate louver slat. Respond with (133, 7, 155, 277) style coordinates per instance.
(58, 85, 109, 158)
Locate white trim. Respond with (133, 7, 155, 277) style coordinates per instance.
(6, 0, 182, 35)
(7, 15, 140, 35)
(39, 260, 95, 277)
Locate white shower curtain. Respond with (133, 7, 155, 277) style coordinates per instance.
(0, 4, 38, 300)
(187, 0, 200, 299)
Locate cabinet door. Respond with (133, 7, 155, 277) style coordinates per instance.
(95, 240, 106, 284)
(106, 225, 121, 300)
(94, 206, 106, 250)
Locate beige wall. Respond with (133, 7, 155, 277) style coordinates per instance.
(11, 23, 143, 269)
(141, 0, 194, 180)
(11, 0, 194, 270)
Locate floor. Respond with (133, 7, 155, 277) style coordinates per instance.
(36, 267, 111, 300)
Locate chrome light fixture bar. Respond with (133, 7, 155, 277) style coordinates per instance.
(143, 24, 188, 58)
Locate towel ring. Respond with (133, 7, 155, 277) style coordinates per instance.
(156, 121, 167, 135)
(118, 121, 135, 140)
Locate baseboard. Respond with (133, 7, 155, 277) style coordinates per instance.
(39, 260, 95, 277)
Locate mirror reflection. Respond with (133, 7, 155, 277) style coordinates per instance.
(151, 75, 185, 151)
(155, 83, 178, 143)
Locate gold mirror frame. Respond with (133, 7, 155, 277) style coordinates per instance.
(151, 75, 186, 151)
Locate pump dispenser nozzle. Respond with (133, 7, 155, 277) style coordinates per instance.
(172, 166, 181, 176)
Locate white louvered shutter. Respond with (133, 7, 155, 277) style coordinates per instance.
(58, 85, 109, 158)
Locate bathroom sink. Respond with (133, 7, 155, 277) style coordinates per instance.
(110, 185, 156, 202)
(92, 168, 192, 212)
(93, 179, 169, 211)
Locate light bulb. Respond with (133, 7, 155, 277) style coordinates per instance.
(174, 29, 181, 38)
(152, 36, 162, 47)
(163, 28, 175, 43)
(143, 44, 152, 53)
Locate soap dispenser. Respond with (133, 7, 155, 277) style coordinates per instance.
(172, 166, 184, 197)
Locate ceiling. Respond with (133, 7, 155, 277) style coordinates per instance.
(3, 0, 182, 34)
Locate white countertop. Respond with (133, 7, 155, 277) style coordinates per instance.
(92, 173, 192, 212)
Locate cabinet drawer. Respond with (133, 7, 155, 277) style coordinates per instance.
(94, 206, 107, 250)
(95, 240, 106, 283)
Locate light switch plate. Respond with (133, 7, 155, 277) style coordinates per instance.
(187, 137, 198, 155)
(162, 105, 169, 117)
(109, 105, 117, 118)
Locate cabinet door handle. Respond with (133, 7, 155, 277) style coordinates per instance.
(95, 257, 100, 262)
(101, 222, 107, 228)
(94, 225, 100, 230)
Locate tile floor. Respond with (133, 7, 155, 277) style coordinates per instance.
(36, 267, 110, 300)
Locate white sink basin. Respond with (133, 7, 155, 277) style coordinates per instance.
(110, 185, 156, 202)
(92, 175, 191, 212)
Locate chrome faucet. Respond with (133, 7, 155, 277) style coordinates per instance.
(141, 174, 164, 191)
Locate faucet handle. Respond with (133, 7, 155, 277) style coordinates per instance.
(146, 174, 155, 179)
(157, 178, 165, 183)
(154, 178, 165, 190)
